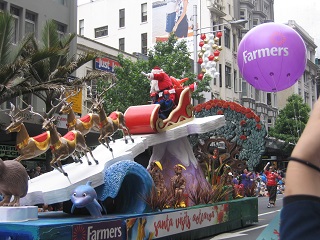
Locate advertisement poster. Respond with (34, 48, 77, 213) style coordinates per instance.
(126, 204, 229, 239)
(152, 0, 198, 52)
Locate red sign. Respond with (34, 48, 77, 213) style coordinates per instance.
(94, 57, 120, 73)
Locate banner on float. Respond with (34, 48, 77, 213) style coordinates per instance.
(72, 219, 123, 240)
(126, 204, 229, 239)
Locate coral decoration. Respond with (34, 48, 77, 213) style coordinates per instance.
(239, 135, 247, 140)
(217, 110, 224, 115)
(192, 99, 267, 170)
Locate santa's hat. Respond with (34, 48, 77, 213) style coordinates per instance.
(151, 66, 163, 73)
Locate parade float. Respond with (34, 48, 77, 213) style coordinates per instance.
(0, 81, 261, 239)
(0, 28, 279, 239)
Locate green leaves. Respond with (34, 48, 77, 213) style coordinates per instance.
(0, 12, 13, 66)
(268, 94, 310, 155)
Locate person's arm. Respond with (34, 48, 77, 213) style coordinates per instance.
(172, 0, 188, 32)
(285, 98, 320, 197)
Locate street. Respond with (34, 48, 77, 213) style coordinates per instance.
(201, 195, 283, 240)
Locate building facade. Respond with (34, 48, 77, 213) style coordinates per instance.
(0, 0, 77, 112)
(77, 0, 280, 131)
(0, 0, 77, 168)
(277, 20, 318, 111)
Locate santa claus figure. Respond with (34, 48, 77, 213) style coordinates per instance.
(146, 66, 175, 102)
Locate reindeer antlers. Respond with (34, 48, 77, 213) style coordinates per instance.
(97, 83, 116, 100)
(46, 87, 81, 118)
(29, 106, 45, 121)
(6, 103, 32, 122)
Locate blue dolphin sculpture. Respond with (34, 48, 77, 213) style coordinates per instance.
(71, 181, 103, 218)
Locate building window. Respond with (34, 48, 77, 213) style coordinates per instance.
(6, 98, 16, 109)
(224, 28, 230, 49)
(25, 11, 36, 35)
(0, 2, 6, 11)
(233, 70, 238, 93)
(240, 9, 246, 20)
(22, 94, 32, 108)
(225, 66, 231, 88)
(141, 3, 147, 22)
(56, 22, 66, 39)
(79, 19, 84, 36)
(95, 26, 108, 38)
(267, 93, 272, 105)
(119, 9, 125, 28)
(253, 19, 258, 27)
(255, 89, 260, 101)
(119, 38, 125, 51)
(10, 6, 20, 44)
(141, 33, 147, 55)
(242, 81, 247, 96)
(86, 70, 97, 99)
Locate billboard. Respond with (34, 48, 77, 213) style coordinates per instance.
(152, 0, 198, 52)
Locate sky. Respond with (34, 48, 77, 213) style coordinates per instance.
(274, 0, 320, 58)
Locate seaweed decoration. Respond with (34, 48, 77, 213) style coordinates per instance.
(190, 99, 267, 171)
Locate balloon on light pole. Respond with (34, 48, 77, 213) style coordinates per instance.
(237, 22, 307, 92)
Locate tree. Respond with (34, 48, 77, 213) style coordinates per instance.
(0, 15, 111, 106)
(98, 54, 150, 114)
(147, 33, 211, 100)
(100, 33, 212, 114)
(268, 94, 310, 155)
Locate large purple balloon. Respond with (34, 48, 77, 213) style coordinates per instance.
(237, 22, 307, 92)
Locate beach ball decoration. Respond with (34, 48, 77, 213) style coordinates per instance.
(197, 32, 223, 80)
(237, 22, 307, 92)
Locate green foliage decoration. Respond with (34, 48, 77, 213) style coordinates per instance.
(191, 99, 267, 170)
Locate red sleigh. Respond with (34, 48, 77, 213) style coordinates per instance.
(124, 87, 194, 134)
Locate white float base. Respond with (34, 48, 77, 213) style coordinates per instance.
(0, 206, 38, 222)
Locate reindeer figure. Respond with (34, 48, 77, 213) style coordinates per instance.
(5, 103, 51, 162)
(92, 85, 134, 152)
(59, 89, 100, 135)
(31, 109, 98, 177)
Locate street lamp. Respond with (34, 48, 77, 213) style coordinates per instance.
(192, 5, 248, 76)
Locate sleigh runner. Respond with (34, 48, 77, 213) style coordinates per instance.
(124, 87, 194, 134)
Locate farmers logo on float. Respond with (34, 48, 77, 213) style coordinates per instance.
(72, 220, 123, 240)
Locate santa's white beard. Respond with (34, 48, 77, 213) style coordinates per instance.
(150, 80, 159, 93)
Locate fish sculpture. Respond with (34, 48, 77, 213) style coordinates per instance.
(71, 181, 103, 218)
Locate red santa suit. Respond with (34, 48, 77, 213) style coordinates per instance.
(147, 67, 175, 102)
